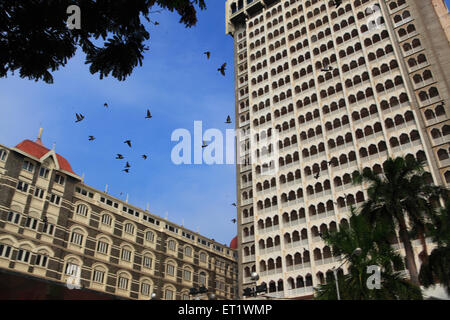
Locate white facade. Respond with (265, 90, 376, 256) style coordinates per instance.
(226, 0, 450, 298)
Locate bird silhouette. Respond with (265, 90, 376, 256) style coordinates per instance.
(142, 154, 148, 160)
(334, 0, 343, 8)
(202, 140, 208, 148)
(328, 160, 333, 166)
(314, 172, 320, 179)
(204, 51, 211, 59)
(218, 63, 227, 76)
(116, 154, 124, 159)
(88, 136, 95, 141)
(225, 115, 232, 124)
(146, 109, 152, 119)
(104, 103, 108, 108)
(125, 162, 131, 168)
(124, 140, 132, 148)
(321, 65, 333, 72)
(231, 219, 237, 224)
(123, 169, 130, 173)
(231, 203, 237, 207)
(75, 113, 85, 123)
(154, 21, 159, 25)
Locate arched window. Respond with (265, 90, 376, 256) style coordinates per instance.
(143, 252, 154, 269)
(140, 278, 153, 297)
(70, 228, 85, 246)
(121, 245, 133, 262)
(117, 272, 130, 290)
(167, 239, 177, 251)
(101, 213, 112, 226)
(145, 230, 155, 242)
(166, 260, 176, 276)
(124, 222, 135, 235)
(184, 246, 193, 257)
(96, 236, 110, 255)
(92, 264, 107, 284)
(75, 204, 89, 217)
(199, 271, 207, 287)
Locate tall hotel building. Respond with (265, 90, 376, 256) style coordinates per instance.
(226, 0, 450, 298)
(0, 133, 238, 299)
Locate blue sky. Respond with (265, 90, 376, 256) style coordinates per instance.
(0, 1, 238, 246)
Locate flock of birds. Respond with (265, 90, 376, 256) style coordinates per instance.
(73, 52, 234, 173)
(75, 104, 154, 173)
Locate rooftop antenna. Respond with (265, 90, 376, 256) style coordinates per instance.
(81, 173, 85, 182)
(182, 219, 185, 227)
(105, 184, 108, 194)
(126, 194, 129, 203)
(146, 203, 150, 212)
(165, 211, 168, 220)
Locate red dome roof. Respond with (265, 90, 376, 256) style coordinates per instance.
(230, 236, 238, 249)
(15, 139, 77, 176)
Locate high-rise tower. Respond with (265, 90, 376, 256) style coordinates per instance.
(226, 0, 450, 298)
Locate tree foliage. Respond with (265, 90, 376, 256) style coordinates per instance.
(315, 210, 423, 300)
(419, 200, 450, 295)
(352, 156, 447, 285)
(0, 0, 207, 83)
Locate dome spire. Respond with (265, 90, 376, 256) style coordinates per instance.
(35, 128, 44, 146)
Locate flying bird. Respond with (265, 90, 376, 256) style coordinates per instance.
(124, 140, 132, 148)
(314, 172, 320, 179)
(204, 51, 211, 59)
(231, 219, 237, 224)
(125, 162, 131, 168)
(116, 154, 124, 159)
(334, 0, 343, 8)
(142, 154, 148, 160)
(146, 109, 152, 119)
(123, 169, 130, 173)
(321, 65, 333, 72)
(202, 140, 208, 148)
(231, 203, 237, 207)
(218, 63, 227, 76)
(225, 115, 232, 124)
(75, 113, 85, 123)
(88, 136, 95, 141)
(104, 103, 108, 108)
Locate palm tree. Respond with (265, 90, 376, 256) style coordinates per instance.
(315, 210, 422, 300)
(419, 200, 450, 294)
(352, 156, 446, 286)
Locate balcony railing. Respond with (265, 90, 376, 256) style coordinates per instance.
(287, 286, 314, 297)
(242, 254, 255, 263)
(284, 239, 308, 250)
(283, 217, 307, 228)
